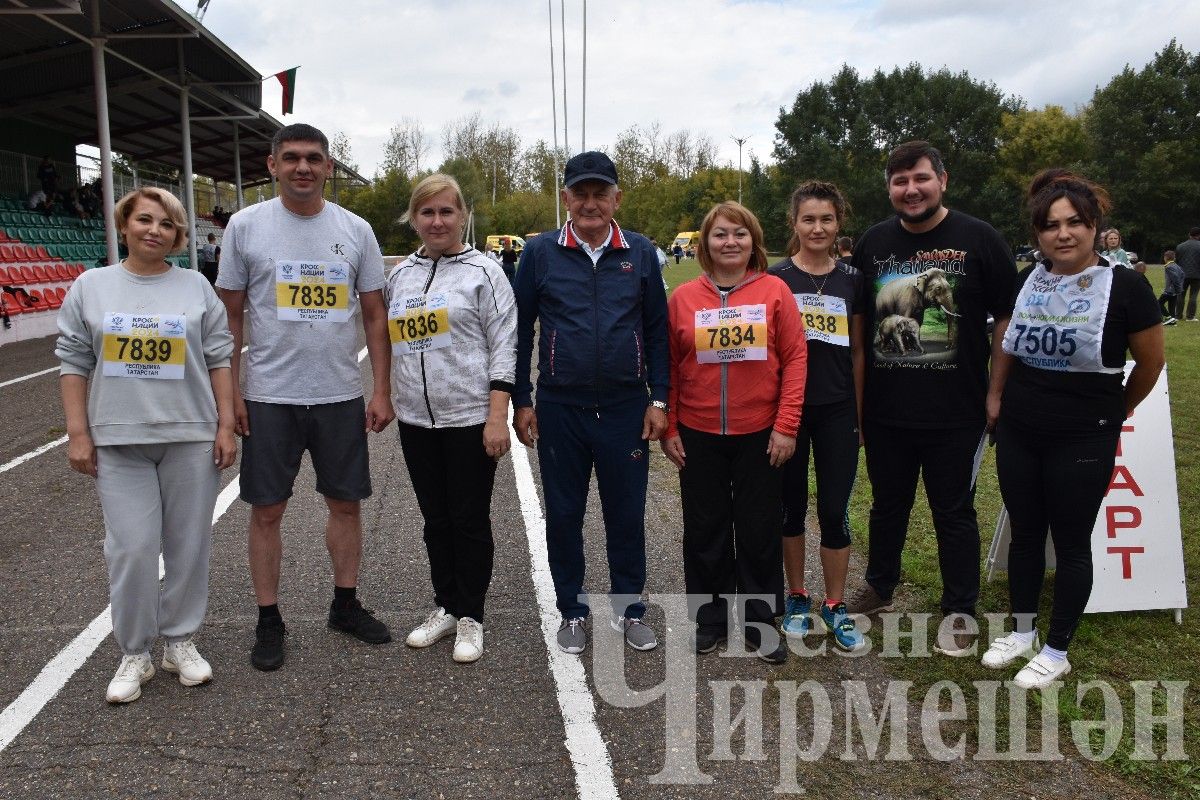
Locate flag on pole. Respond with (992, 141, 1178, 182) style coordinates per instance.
(273, 67, 298, 115)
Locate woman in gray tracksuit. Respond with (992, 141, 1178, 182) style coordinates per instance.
(56, 187, 235, 703)
(387, 174, 516, 664)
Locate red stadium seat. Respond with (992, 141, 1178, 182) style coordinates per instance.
(1, 292, 19, 316)
(0, 266, 8, 284)
(28, 290, 50, 312)
(45, 288, 62, 309)
(73, 263, 85, 276)
(55, 264, 73, 281)
(33, 265, 50, 283)
(55, 286, 67, 302)
(0, 244, 14, 262)
(20, 266, 36, 284)
(35, 245, 50, 259)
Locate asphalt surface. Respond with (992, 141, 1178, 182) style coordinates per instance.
(0, 332, 1157, 799)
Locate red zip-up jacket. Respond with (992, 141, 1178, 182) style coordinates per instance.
(666, 271, 807, 438)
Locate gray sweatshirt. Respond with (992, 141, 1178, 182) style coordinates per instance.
(56, 264, 234, 445)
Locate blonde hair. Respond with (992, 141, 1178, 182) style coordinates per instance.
(697, 201, 769, 274)
(113, 188, 188, 254)
(401, 173, 465, 226)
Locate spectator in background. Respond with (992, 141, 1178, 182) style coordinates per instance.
(1161, 249, 1182, 325)
(37, 156, 58, 194)
(651, 237, 669, 292)
(27, 188, 49, 214)
(1175, 227, 1200, 321)
(500, 238, 519, 284)
(1100, 229, 1131, 267)
(200, 233, 220, 285)
(673, 243, 684, 264)
(79, 183, 99, 218)
(836, 235, 853, 259)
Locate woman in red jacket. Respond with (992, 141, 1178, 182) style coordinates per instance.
(661, 201, 807, 664)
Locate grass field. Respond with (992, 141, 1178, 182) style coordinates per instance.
(663, 258, 1199, 798)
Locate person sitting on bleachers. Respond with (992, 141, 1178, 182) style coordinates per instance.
(68, 188, 90, 220)
(28, 188, 49, 214)
(79, 183, 99, 218)
(38, 156, 59, 194)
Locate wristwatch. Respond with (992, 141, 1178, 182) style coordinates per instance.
(649, 400, 668, 412)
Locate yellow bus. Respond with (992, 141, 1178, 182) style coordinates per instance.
(672, 231, 700, 254)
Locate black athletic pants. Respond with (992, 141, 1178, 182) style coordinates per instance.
(398, 421, 498, 622)
(863, 421, 984, 616)
(679, 424, 784, 643)
(995, 419, 1118, 651)
(1182, 277, 1200, 320)
(781, 399, 858, 549)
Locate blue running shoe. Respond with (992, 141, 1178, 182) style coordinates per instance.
(781, 592, 811, 639)
(821, 602, 864, 652)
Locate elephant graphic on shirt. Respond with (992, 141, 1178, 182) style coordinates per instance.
(875, 314, 924, 355)
(875, 267, 958, 342)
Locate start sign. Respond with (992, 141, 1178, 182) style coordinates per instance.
(986, 364, 1188, 616)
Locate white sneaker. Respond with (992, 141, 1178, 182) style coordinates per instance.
(106, 653, 154, 704)
(981, 632, 1039, 669)
(1014, 652, 1072, 689)
(162, 640, 213, 687)
(452, 617, 484, 663)
(405, 607, 457, 648)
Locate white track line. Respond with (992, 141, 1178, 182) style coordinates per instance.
(0, 346, 249, 393)
(0, 366, 57, 389)
(0, 346, 372, 752)
(0, 476, 242, 753)
(509, 419, 620, 800)
(0, 435, 68, 475)
(0, 347, 254, 478)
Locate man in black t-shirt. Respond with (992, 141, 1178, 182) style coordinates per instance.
(846, 141, 1016, 657)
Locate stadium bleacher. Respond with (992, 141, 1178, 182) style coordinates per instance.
(0, 194, 191, 346)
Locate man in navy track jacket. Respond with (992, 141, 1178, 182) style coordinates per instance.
(512, 151, 669, 656)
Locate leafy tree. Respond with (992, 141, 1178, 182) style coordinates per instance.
(772, 63, 1021, 248)
(340, 169, 417, 256)
(1085, 39, 1200, 255)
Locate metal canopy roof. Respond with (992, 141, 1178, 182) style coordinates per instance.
(0, 0, 365, 187)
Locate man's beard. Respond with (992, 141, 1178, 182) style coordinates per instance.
(896, 202, 942, 225)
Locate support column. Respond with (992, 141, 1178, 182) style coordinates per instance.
(181, 85, 197, 269)
(232, 123, 243, 209)
(91, 4, 118, 266)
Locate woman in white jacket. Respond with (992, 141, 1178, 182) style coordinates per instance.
(387, 174, 517, 663)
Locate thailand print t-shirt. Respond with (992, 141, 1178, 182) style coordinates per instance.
(852, 210, 1016, 428)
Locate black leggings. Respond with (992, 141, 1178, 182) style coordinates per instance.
(781, 399, 858, 549)
(995, 419, 1118, 651)
(398, 421, 498, 622)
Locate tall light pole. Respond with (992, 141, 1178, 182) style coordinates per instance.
(731, 135, 749, 205)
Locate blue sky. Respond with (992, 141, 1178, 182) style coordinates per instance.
(198, 0, 1200, 176)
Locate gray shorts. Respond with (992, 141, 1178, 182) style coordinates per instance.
(240, 397, 371, 506)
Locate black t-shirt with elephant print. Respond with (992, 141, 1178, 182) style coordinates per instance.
(852, 209, 1016, 429)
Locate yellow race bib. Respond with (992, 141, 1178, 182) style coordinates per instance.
(389, 293, 452, 355)
(275, 260, 351, 322)
(794, 294, 849, 346)
(694, 303, 768, 364)
(101, 312, 187, 379)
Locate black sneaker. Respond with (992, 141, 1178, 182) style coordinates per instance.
(328, 599, 392, 644)
(756, 642, 789, 665)
(695, 630, 727, 654)
(251, 618, 287, 671)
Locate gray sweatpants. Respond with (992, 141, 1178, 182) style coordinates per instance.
(96, 441, 219, 655)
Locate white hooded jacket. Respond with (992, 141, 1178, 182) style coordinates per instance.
(385, 247, 517, 428)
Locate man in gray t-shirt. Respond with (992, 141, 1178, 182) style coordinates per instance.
(216, 123, 395, 671)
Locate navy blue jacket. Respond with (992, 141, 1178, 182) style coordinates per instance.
(513, 221, 669, 408)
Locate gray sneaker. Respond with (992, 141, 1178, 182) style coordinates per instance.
(611, 616, 658, 651)
(557, 617, 587, 654)
(846, 584, 895, 616)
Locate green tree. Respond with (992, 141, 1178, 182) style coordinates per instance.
(772, 63, 1021, 247)
(340, 169, 417, 257)
(1085, 39, 1200, 256)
